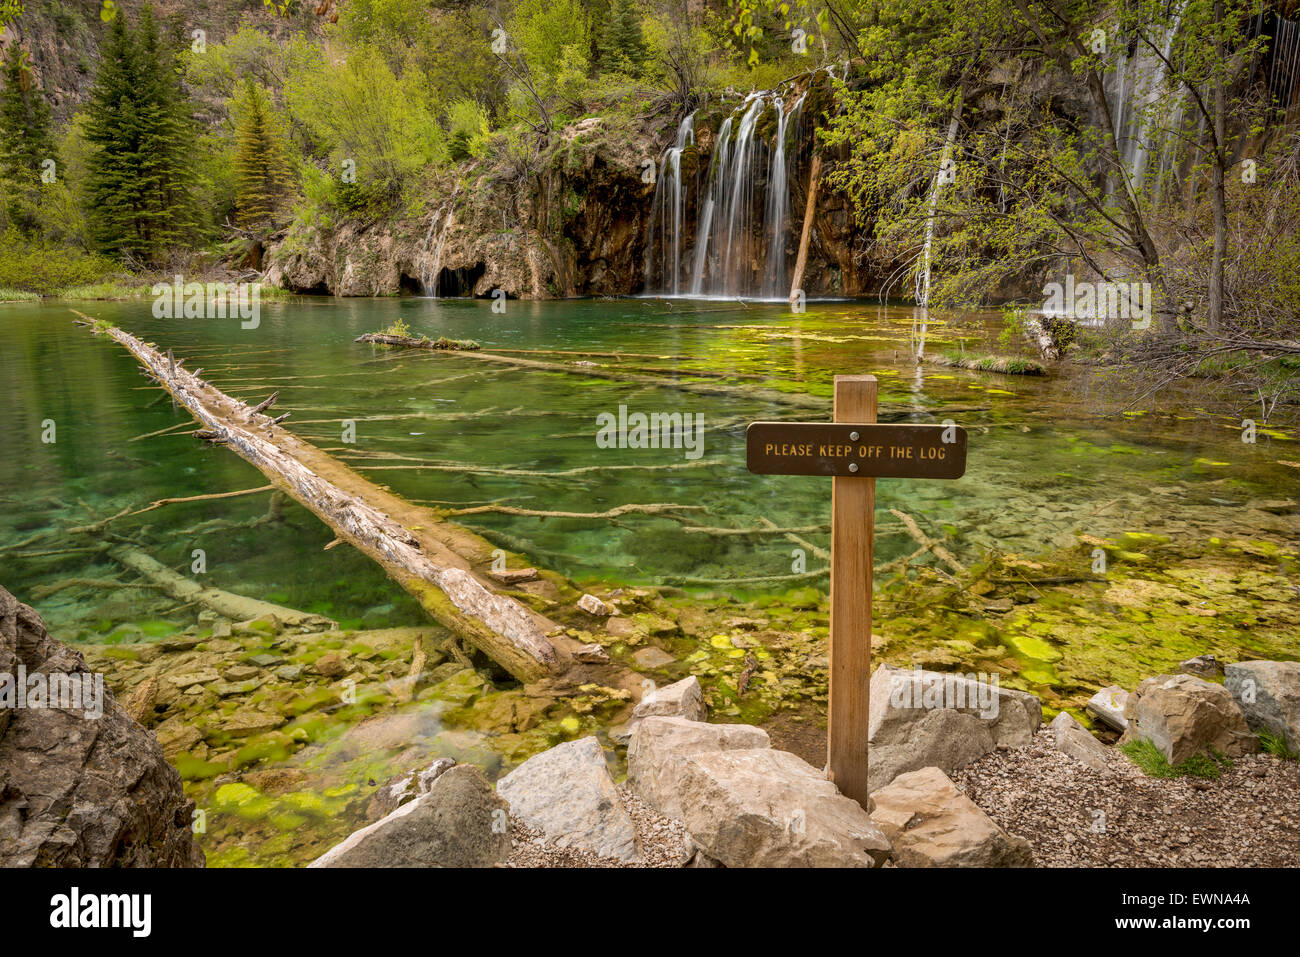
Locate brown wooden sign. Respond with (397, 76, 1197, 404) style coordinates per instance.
(746, 376, 969, 811)
(746, 422, 967, 479)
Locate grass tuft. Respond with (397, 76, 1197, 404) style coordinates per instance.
(1258, 729, 1299, 760)
(1121, 738, 1233, 779)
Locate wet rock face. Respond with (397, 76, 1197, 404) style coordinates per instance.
(0, 586, 204, 868)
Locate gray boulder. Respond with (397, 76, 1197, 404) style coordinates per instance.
(0, 586, 204, 867)
(496, 736, 640, 862)
(649, 746, 890, 867)
(1049, 711, 1110, 772)
(1085, 685, 1129, 731)
(1225, 660, 1300, 753)
(867, 663, 1042, 791)
(310, 764, 509, 867)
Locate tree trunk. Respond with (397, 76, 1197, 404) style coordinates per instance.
(1209, 0, 1227, 333)
(789, 152, 823, 305)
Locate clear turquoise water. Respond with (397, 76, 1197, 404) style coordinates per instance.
(2, 296, 1295, 639)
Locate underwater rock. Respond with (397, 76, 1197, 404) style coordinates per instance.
(1086, 685, 1129, 731)
(1180, 654, 1224, 678)
(311, 764, 509, 867)
(574, 643, 610, 664)
(489, 568, 538, 585)
(1049, 711, 1110, 772)
(870, 767, 1033, 867)
(0, 586, 204, 867)
(577, 594, 614, 617)
(627, 716, 771, 819)
(632, 647, 675, 669)
(659, 747, 890, 868)
(1225, 660, 1300, 753)
(1122, 674, 1259, 765)
(496, 736, 640, 862)
(867, 663, 1042, 791)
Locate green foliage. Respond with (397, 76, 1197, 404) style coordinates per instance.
(447, 99, 491, 162)
(233, 80, 295, 229)
(601, 0, 647, 74)
(0, 43, 58, 234)
(1258, 729, 1299, 761)
(504, 0, 592, 128)
(1121, 739, 1234, 780)
(284, 44, 446, 213)
(0, 287, 38, 301)
(0, 44, 56, 186)
(382, 317, 411, 337)
(0, 228, 117, 295)
(82, 5, 198, 262)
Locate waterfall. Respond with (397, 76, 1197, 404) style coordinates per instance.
(644, 88, 808, 300)
(762, 92, 804, 298)
(644, 113, 696, 296)
(418, 215, 440, 295)
(1104, 6, 1186, 200)
(418, 186, 461, 296)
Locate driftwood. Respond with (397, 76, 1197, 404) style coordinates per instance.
(81, 317, 573, 683)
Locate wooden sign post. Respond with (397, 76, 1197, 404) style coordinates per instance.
(746, 375, 967, 808)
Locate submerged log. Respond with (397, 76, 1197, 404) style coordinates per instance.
(81, 318, 568, 683)
(108, 545, 336, 628)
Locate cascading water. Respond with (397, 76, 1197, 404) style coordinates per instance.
(1103, 6, 1186, 200)
(644, 114, 696, 297)
(645, 88, 808, 300)
(761, 92, 805, 299)
(418, 186, 461, 296)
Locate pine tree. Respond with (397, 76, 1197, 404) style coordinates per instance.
(83, 6, 196, 261)
(0, 45, 57, 186)
(602, 0, 646, 74)
(233, 80, 292, 229)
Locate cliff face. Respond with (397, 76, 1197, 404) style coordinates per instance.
(261, 104, 879, 301)
(264, 115, 664, 300)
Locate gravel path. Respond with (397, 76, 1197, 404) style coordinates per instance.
(504, 785, 692, 867)
(952, 730, 1300, 867)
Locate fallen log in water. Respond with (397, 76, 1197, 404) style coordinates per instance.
(79, 315, 571, 683)
(108, 545, 337, 628)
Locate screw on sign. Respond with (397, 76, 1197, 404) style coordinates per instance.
(746, 375, 968, 808)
